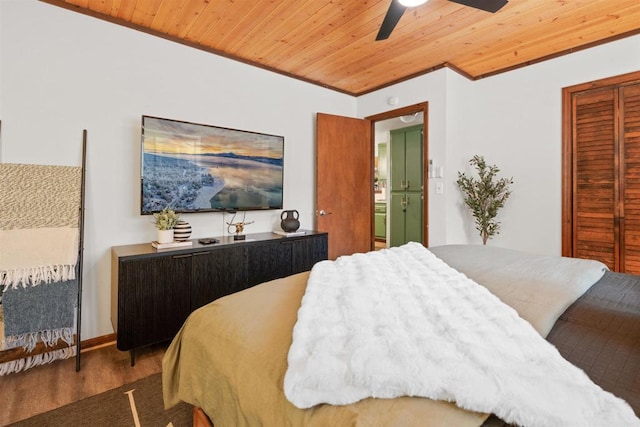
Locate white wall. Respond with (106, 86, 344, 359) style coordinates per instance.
(358, 70, 449, 246)
(0, 0, 355, 340)
(446, 36, 640, 254)
(358, 35, 640, 255)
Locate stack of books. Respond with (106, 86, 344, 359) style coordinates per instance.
(151, 240, 193, 250)
(273, 230, 307, 237)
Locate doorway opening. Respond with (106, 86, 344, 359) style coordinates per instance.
(366, 102, 428, 250)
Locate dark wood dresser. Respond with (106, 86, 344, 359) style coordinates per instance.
(111, 231, 328, 364)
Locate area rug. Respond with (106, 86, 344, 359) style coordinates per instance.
(8, 373, 192, 427)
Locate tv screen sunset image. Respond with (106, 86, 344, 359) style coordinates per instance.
(141, 116, 283, 214)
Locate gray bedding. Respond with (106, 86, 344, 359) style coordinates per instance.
(483, 270, 640, 424)
(429, 244, 608, 336)
(430, 245, 638, 422)
(548, 271, 640, 414)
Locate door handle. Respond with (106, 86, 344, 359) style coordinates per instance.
(317, 210, 333, 216)
(192, 251, 211, 257)
(399, 180, 411, 190)
(401, 196, 409, 211)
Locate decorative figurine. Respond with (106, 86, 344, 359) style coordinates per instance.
(227, 220, 254, 240)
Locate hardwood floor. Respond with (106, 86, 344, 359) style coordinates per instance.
(0, 341, 167, 425)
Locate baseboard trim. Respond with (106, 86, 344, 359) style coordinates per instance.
(80, 333, 116, 353)
(0, 336, 78, 364)
(0, 333, 117, 364)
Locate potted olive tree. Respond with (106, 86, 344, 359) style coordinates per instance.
(154, 207, 180, 243)
(456, 155, 513, 245)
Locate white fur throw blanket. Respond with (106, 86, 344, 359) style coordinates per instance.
(284, 242, 640, 427)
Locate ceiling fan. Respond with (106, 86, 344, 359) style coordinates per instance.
(376, 0, 508, 41)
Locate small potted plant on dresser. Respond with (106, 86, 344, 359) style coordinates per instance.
(153, 207, 180, 243)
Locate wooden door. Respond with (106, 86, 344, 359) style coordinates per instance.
(390, 129, 406, 192)
(404, 126, 424, 194)
(571, 88, 618, 270)
(316, 113, 372, 260)
(563, 71, 640, 274)
(389, 125, 424, 247)
(621, 83, 640, 272)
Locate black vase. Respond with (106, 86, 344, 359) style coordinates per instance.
(280, 210, 300, 232)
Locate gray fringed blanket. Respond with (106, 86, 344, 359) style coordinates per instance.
(2, 278, 77, 351)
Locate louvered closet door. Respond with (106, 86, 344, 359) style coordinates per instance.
(621, 83, 640, 273)
(573, 88, 618, 270)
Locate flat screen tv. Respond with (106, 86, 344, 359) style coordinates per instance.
(141, 115, 284, 215)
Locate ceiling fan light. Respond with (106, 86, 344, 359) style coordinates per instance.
(398, 0, 428, 7)
(400, 113, 419, 123)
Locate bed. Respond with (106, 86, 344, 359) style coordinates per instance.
(162, 243, 640, 426)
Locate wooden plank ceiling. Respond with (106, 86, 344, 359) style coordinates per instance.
(42, 0, 640, 96)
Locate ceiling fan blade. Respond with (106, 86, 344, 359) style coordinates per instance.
(376, 0, 407, 41)
(449, 0, 508, 13)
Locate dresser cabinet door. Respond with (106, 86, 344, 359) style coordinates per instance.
(247, 235, 328, 286)
(290, 235, 329, 274)
(190, 247, 248, 310)
(117, 254, 191, 350)
(247, 240, 293, 286)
